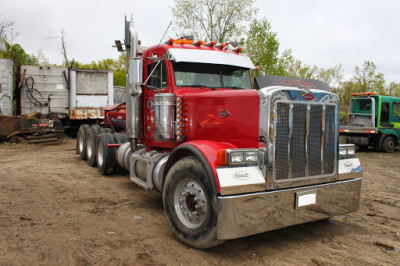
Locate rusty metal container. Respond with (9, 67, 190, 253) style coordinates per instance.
(69, 69, 113, 120)
(0, 59, 13, 115)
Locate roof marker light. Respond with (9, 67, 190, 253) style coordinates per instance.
(205, 41, 217, 47)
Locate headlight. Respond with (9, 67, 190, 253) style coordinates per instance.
(339, 144, 356, 159)
(217, 149, 259, 166)
(245, 151, 259, 163)
(231, 152, 245, 163)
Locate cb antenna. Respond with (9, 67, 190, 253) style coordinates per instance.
(153, 21, 173, 57)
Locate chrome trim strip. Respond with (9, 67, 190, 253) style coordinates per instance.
(217, 177, 361, 240)
(305, 104, 311, 176)
(321, 105, 326, 175)
(288, 104, 293, 179)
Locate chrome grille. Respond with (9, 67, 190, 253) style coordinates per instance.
(274, 102, 336, 181)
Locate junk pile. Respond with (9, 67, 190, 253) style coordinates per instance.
(0, 112, 64, 143)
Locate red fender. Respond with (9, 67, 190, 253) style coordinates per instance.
(168, 140, 238, 193)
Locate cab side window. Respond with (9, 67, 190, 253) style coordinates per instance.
(147, 60, 168, 89)
(393, 102, 400, 119)
(381, 102, 389, 123)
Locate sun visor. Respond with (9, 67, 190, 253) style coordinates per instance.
(254, 75, 331, 92)
(167, 48, 255, 69)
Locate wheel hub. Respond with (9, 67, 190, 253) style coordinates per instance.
(174, 179, 207, 229)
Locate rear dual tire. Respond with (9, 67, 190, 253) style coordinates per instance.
(96, 133, 117, 175)
(86, 125, 101, 166)
(77, 124, 90, 160)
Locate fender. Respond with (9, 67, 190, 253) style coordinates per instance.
(165, 140, 237, 193)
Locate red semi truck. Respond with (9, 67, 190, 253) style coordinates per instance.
(77, 16, 362, 248)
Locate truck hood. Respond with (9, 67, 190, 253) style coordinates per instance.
(182, 89, 260, 148)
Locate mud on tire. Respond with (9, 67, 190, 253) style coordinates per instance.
(162, 156, 223, 249)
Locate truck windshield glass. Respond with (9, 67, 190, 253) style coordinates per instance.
(172, 62, 251, 90)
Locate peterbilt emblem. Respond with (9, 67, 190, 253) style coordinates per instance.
(234, 171, 251, 180)
(219, 110, 230, 118)
(344, 162, 353, 168)
(302, 93, 315, 101)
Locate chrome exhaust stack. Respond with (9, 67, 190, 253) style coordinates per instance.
(125, 16, 142, 150)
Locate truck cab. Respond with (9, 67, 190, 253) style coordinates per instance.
(340, 93, 400, 152)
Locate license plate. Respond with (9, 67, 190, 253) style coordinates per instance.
(296, 190, 317, 208)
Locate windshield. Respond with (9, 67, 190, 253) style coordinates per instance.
(172, 62, 252, 90)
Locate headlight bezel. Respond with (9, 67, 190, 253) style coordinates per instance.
(226, 149, 260, 166)
(339, 144, 356, 159)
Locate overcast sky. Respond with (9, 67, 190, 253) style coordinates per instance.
(1, 0, 399, 83)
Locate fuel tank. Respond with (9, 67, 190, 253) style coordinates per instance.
(181, 89, 260, 148)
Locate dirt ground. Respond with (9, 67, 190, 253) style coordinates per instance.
(0, 138, 399, 265)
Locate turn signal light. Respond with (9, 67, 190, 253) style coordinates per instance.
(217, 149, 227, 166)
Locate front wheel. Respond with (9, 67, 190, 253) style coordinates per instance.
(382, 136, 397, 153)
(163, 156, 223, 249)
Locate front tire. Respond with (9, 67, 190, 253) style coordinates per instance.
(382, 136, 396, 153)
(163, 156, 222, 249)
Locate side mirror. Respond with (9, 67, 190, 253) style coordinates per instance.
(127, 58, 143, 97)
(129, 58, 143, 85)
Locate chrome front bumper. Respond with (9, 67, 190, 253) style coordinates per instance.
(217, 177, 361, 240)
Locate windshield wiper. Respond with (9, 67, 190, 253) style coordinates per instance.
(224, 86, 245, 90)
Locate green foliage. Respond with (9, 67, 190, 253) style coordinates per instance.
(353, 61, 385, 93)
(171, 0, 258, 42)
(0, 41, 35, 72)
(245, 18, 292, 78)
(113, 72, 126, 87)
(69, 53, 127, 87)
(339, 109, 348, 125)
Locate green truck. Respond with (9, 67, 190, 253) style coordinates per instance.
(340, 92, 400, 152)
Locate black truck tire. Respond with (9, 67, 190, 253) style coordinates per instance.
(163, 156, 222, 249)
(86, 125, 101, 166)
(77, 124, 90, 160)
(96, 133, 116, 175)
(113, 132, 128, 144)
(100, 127, 113, 134)
(382, 136, 396, 153)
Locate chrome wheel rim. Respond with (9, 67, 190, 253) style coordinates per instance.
(174, 178, 207, 229)
(97, 142, 104, 166)
(86, 136, 93, 158)
(78, 132, 84, 153)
